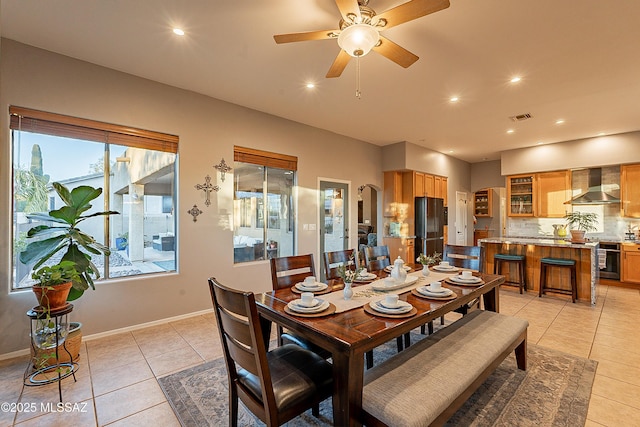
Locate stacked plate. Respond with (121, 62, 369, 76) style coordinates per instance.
(432, 264, 460, 272)
(448, 274, 483, 284)
(383, 265, 412, 273)
(370, 299, 413, 314)
(416, 285, 454, 298)
(295, 282, 329, 292)
(287, 298, 330, 314)
(354, 272, 377, 282)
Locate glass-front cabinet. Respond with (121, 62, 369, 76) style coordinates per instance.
(507, 174, 535, 216)
(473, 189, 492, 217)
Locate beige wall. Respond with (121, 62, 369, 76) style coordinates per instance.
(501, 132, 640, 175)
(470, 160, 504, 192)
(0, 39, 384, 354)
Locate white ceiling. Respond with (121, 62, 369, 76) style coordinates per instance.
(2, 0, 640, 163)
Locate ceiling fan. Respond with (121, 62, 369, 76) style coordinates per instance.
(273, 0, 450, 78)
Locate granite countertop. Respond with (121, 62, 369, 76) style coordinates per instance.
(478, 236, 599, 249)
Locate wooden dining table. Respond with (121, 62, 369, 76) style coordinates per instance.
(255, 265, 505, 427)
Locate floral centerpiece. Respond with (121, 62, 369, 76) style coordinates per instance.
(335, 254, 364, 300)
(417, 252, 442, 266)
(416, 252, 442, 276)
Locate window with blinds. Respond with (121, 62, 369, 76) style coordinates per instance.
(233, 146, 296, 263)
(11, 106, 178, 290)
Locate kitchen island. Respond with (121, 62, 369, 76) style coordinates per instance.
(479, 237, 598, 304)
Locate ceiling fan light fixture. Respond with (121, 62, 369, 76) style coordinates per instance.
(338, 24, 379, 57)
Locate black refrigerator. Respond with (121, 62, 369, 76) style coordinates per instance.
(415, 197, 445, 256)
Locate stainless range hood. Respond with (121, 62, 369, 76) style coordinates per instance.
(565, 168, 620, 205)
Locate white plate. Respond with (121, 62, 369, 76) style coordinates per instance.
(287, 299, 330, 313)
(417, 286, 454, 297)
(384, 265, 412, 273)
(355, 272, 377, 281)
(371, 300, 413, 314)
(295, 282, 329, 292)
(371, 275, 419, 291)
(449, 275, 482, 284)
(291, 298, 320, 308)
(425, 285, 449, 294)
(378, 299, 412, 310)
(433, 265, 460, 272)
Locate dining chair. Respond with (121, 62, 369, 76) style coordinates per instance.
(361, 245, 391, 272)
(207, 278, 334, 426)
(323, 249, 355, 280)
(443, 244, 485, 315)
(270, 255, 331, 358)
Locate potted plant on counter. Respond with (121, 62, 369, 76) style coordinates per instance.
(564, 211, 599, 243)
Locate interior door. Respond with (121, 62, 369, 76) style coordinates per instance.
(455, 191, 468, 245)
(320, 181, 349, 279)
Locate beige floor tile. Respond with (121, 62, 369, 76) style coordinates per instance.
(595, 358, 640, 388)
(94, 378, 166, 426)
(85, 332, 137, 353)
(587, 393, 640, 426)
(12, 399, 95, 427)
(87, 342, 145, 372)
(593, 331, 640, 353)
(537, 335, 592, 358)
(135, 335, 190, 359)
(584, 420, 606, 427)
(106, 402, 180, 427)
(131, 324, 176, 344)
(145, 346, 204, 377)
(91, 359, 154, 397)
(189, 337, 224, 361)
(590, 343, 640, 367)
(592, 375, 640, 410)
(541, 326, 596, 344)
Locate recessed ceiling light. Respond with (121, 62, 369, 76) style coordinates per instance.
(448, 150, 454, 153)
(173, 28, 185, 36)
(597, 132, 605, 136)
(449, 96, 459, 103)
(536, 141, 544, 145)
(510, 76, 521, 83)
(555, 119, 565, 125)
(306, 83, 315, 89)
(506, 129, 514, 134)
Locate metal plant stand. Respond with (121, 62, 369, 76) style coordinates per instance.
(24, 304, 78, 402)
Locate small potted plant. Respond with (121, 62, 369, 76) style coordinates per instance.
(31, 260, 80, 311)
(564, 211, 599, 243)
(336, 255, 364, 301)
(115, 232, 128, 251)
(416, 252, 442, 276)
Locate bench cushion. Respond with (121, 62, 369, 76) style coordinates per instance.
(363, 310, 529, 427)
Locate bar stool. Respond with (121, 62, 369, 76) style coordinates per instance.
(539, 257, 577, 303)
(494, 253, 526, 294)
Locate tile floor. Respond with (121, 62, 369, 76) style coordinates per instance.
(1, 284, 639, 426)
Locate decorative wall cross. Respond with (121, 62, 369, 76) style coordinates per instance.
(187, 204, 203, 222)
(214, 158, 233, 182)
(195, 175, 219, 206)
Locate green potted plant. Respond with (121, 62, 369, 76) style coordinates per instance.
(416, 251, 442, 276)
(564, 211, 599, 243)
(115, 232, 128, 251)
(31, 260, 80, 311)
(20, 182, 119, 301)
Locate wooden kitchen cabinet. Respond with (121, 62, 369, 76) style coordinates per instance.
(435, 176, 448, 205)
(507, 174, 535, 216)
(424, 174, 435, 197)
(621, 164, 640, 218)
(384, 237, 415, 262)
(622, 243, 640, 284)
(383, 171, 403, 217)
(536, 170, 571, 218)
(474, 189, 492, 217)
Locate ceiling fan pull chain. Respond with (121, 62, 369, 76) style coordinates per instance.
(356, 56, 362, 99)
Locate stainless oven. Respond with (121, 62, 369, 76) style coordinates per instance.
(599, 242, 620, 280)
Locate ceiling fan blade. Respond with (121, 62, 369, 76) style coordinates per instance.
(274, 30, 338, 44)
(335, 0, 361, 22)
(326, 50, 352, 78)
(372, 36, 419, 68)
(374, 0, 450, 30)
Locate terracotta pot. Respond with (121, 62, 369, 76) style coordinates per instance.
(570, 229, 586, 243)
(32, 281, 72, 311)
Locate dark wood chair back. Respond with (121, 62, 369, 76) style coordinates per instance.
(443, 245, 484, 272)
(323, 249, 355, 280)
(207, 277, 333, 425)
(270, 254, 316, 290)
(361, 245, 391, 272)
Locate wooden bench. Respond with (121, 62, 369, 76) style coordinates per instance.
(362, 310, 528, 427)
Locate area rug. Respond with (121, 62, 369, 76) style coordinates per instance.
(159, 331, 597, 426)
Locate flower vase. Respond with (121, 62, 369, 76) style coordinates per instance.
(422, 264, 431, 277)
(343, 281, 353, 300)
